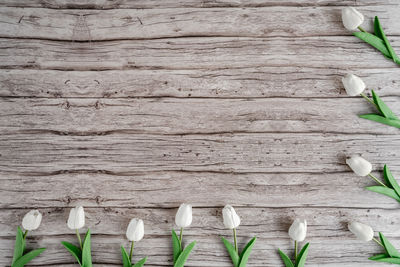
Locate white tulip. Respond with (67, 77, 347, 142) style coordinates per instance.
(346, 155, 372, 176)
(288, 218, 307, 242)
(22, 210, 42, 231)
(175, 203, 192, 228)
(222, 205, 241, 229)
(126, 218, 144, 242)
(342, 74, 366, 96)
(348, 221, 374, 242)
(67, 206, 85, 230)
(342, 7, 364, 31)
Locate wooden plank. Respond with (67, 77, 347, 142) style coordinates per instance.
(1, 68, 399, 98)
(0, 0, 398, 9)
(0, 6, 399, 41)
(0, 207, 398, 266)
(1, 171, 400, 209)
(1, 36, 399, 71)
(1, 97, 400, 135)
(0, 133, 399, 173)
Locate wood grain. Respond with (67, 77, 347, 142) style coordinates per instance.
(1, 68, 400, 98)
(0, 5, 399, 41)
(1, 1, 400, 267)
(1, 207, 400, 266)
(1, 37, 400, 70)
(0, 132, 399, 173)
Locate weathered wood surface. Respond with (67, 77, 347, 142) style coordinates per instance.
(1, 0, 400, 266)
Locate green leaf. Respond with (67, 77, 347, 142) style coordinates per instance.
(12, 248, 46, 267)
(369, 253, 389, 260)
(374, 16, 400, 63)
(12, 227, 25, 265)
(278, 249, 295, 267)
(353, 32, 391, 58)
(174, 241, 196, 267)
(221, 237, 239, 267)
(295, 243, 310, 267)
(133, 257, 147, 267)
(238, 237, 256, 267)
(370, 256, 400, 264)
(359, 114, 400, 129)
(371, 90, 399, 120)
(384, 165, 400, 198)
(82, 229, 92, 267)
(121, 246, 131, 267)
(61, 241, 82, 266)
(380, 232, 400, 258)
(366, 186, 400, 202)
(374, 16, 385, 40)
(172, 230, 181, 264)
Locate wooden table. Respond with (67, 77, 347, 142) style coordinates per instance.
(1, 0, 400, 266)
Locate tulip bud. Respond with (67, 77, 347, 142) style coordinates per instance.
(342, 7, 364, 31)
(222, 205, 241, 229)
(22, 210, 42, 231)
(348, 221, 374, 242)
(175, 203, 192, 228)
(288, 218, 307, 242)
(126, 218, 144, 242)
(342, 74, 366, 96)
(346, 155, 372, 176)
(67, 206, 85, 230)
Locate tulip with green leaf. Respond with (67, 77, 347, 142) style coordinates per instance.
(11, 210, 46, 267)
(121, 218, 147, 267)
(349, 221, 400, 264)
(347, 155, 400, 203)
(61, 206, 92, 267)
(342, 7, 400, 65)
(171, 204, 196, 267)
(221, 205, 256, 267)
(342, 74, 400, 129)
(278, 218, 310, 267)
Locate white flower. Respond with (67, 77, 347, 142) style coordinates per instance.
(346, 155, 372, 176)
(342, 7, 364, 31)
(67, 206, 85, 230)
(126, 218, 144, 242)
(222, 205, 241, 229)
(175, 203, 192, 228)
(288, 218, 307, 242)
(342, 74, 366, 96)
(22, 210, 42, 231)
(348, 221, 374, 242)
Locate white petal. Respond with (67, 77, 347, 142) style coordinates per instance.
(342, 7, 364, 31)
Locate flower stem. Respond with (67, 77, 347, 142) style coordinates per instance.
(23, 230, 28, 240)
(360, 93, 377, 107)
(233, 228, 238, 254)
(368, 173, 388, 187)
(129, 241, 134, 262)
(179, 227, 183, 251)
(76, 229, 82, 249)
(358, 26, 367, 32)
(373, 237, 384, 248)
(294, 240, 298, 261)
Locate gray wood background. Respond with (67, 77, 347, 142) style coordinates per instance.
(1, 0, 400, 266)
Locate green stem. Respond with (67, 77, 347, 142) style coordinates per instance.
(360, 93, 377, 107)
(368, 173, 388, 187)
(294, 240, 298, 261)
(358, 26, 367, 32)
(23, 230, 28, 240)
(76, 229, 82, 249)
(373, 237, 384, 248)
(179, 227, 183, 251)
(233, 228, 238, 254)
(129, 241, 134, 262)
